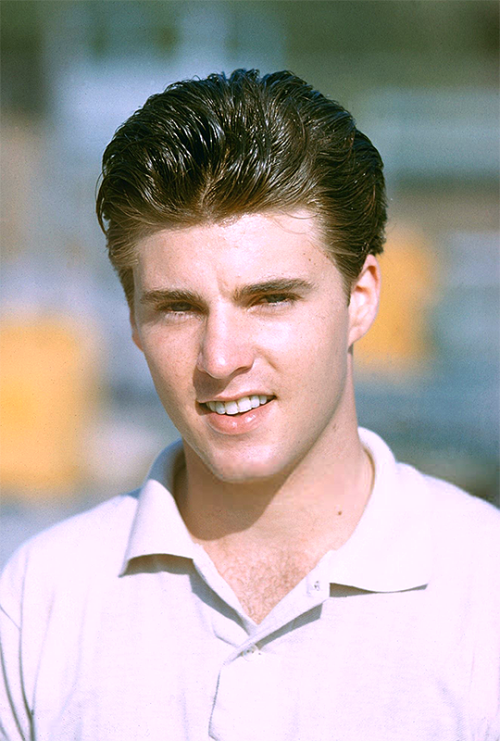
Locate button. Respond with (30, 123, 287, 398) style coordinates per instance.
(241, 645, 258, 658)
(313, 580, 321, 591)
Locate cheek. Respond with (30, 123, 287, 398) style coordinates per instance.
(289, 310, 348, 362)
(300, 319, 350, 394)
(265, 331, 346, 418)
(260, 303, 345, 352)
(141, 333, 195, 397)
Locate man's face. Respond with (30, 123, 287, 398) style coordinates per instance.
(131, 211, 378, 484)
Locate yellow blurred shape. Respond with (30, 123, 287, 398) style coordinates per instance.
(0, 315, 99, 499)
(356, 226, 436, 375)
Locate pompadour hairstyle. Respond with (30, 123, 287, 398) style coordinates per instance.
(96, 69, 387, 306)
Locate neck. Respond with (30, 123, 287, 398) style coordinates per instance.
(175, 380, 373, 553)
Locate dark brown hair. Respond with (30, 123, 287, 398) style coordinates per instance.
(96, 69, 387, 305)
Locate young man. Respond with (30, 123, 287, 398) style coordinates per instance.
(1, 70, 499, 740)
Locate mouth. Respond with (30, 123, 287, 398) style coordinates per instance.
(201, 394, 274, 416)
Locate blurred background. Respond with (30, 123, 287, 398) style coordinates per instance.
(1, 0, 499, 566)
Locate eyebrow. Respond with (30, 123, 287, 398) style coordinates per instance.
(139, 288, 204, 307)
(139, 278, 314, 307)
(233, 278, 313, 301)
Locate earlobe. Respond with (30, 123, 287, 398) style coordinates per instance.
(348, 255, 381, 347)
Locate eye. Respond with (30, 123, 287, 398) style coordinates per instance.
(166, 302, 194, 313)
(157, 301, 199, 321)
(263, 294, 287, 303)
(257, 293, 296, 307)
(261, 293, 294, 304)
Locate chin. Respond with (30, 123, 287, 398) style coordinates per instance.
(203, 447, 294, 485)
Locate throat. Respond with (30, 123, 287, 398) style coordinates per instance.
(201, 539, 324, 624)
(176, 448, 374, 549)
(176, 448, 374, 623)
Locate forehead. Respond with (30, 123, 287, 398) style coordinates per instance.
(134, 210, 335, 285)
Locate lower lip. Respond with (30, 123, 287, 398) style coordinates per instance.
(203, 400, 274, 435)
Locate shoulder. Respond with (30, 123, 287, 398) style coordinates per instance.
(0, 440, 183, 625)
(403, 462, 500, 536)
(10, 490, 140, 565)
(363, 424, 500, 588)
(363, 423, 500, 536)
(0, 492, 140, 622)
(361, 426, 500, 543)
(399, 462, 500, 583)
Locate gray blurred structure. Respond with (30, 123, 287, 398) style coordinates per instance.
(1, 1, 498, 566)
(362, 89, 499, 180)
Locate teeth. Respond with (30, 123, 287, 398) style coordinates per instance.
(225, 401, 239, 415)
(206, 395, 272, 415)
(237, 397, 253, 413)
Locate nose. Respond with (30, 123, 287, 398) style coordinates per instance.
(196, 307, 255, 380)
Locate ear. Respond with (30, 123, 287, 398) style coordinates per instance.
(348, 255, 381, 348)
(129, 305, 144, 352)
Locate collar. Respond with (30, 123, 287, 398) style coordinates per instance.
(120, 440, 194, 574)
(121, 429, 432, 592)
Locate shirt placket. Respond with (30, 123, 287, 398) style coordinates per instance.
(202, 559, 331, 741)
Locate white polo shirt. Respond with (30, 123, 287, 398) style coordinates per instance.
(1, 429, 499, 741)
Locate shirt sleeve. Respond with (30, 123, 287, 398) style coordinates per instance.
(0, 552, 32, 741)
